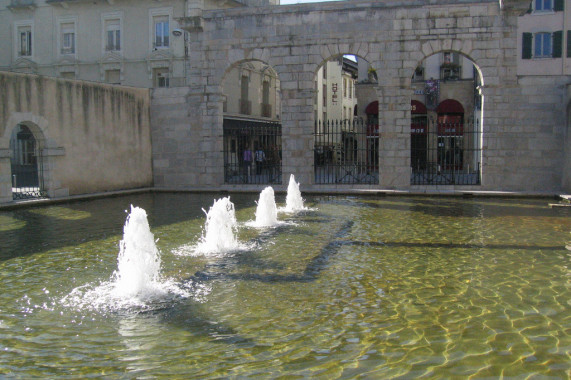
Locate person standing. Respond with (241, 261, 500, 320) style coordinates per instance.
(243, 147, 253, 179)
(255, 147, 265, 175)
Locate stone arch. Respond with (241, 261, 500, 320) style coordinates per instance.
(1, 112, 49, 150)
(3, 116, 48, 200)
(221, 58, 281, 119)
(313, 53, 379, 185)
(220, 58, 282, 185)
(410, 49, 483, 186)
(413, 39, 484, 86)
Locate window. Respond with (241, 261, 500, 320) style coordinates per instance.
(18, 25, 32, 57)
(262, 80, 271, 117)
(523, 31, 562, 59)
(534, 32, 552, 57)
(60, 22, 75, 55)
(240, 75, 251, 115)
(105, 19, 121, 52)
(534, 0, 564, 11)
(343, 77, 347, 98)
(535, 0, 552, 11)
(349, 80, 352, 99)
(153, 68, 169, 88)
(61, 72, 75, 80)
(105, 69, 121, 84)
(153, 16, 169, 49)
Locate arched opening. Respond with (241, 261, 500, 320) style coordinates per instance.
(221, 60, 282, 184)
(9, 123, 47, 199)
(313, 54, 378, 184)
(411, 51, 482, 185)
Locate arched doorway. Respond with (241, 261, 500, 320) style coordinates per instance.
(10, 123, 46, 199)
(410, 50, 482, 185)
(221, 60, 282, 185)
(313, 54, 378, 184)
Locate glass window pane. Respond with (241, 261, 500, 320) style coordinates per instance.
(543, 33, 551, 56)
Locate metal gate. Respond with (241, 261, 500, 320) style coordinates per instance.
(10, 125, 47, 200)
(223, 118, 282, 184)
(314, 119, 379, 184)
(410, 120, 481, 185)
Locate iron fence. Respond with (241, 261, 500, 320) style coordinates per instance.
(314, 119, 379, 184)
(410, 120, 481, 185)
(223, 118, 282, 184)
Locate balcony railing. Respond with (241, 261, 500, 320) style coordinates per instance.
(261, 103, 272, 118)
(239, 99, 252, 115)
(9, 0, 36, 9)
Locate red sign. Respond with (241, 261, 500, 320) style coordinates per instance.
(437, 123, 463, 135)
(331, 83, 338, 104)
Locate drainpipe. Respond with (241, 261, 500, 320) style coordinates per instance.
(563, 3, 568, 75)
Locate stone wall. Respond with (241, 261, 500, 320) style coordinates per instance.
(151, 0, 567, 193)
(0, 71, 153, 203)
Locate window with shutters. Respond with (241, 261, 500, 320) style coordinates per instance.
(535, 32, 552, 57)
(534, 0, 564, 12)
(522, 31, 563, 59)
(535, 0, 553, 11)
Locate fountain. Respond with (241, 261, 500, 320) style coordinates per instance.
(283, 174, 306, 213)
(2, 193, 570, 378)
(194, 197, 240, 254)
(62, 204, 188, 311)
(113, 205, 162, 297)
(253, 186, 278, 227)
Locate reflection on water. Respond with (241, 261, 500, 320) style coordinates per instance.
(0, 193, 569, 378)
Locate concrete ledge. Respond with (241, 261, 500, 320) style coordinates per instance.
(0, 187, 153, 210)
(1, 186, 567, 210)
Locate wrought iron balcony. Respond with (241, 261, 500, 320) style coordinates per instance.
(8, 0, 37, 10)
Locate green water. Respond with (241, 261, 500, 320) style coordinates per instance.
(0, 193, 569, 378)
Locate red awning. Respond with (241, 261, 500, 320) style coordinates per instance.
(435, 99, 464, 114)
(411, 100, 427, 114)
(365, 101, 379, 115)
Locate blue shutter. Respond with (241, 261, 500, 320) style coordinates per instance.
(522, 33, 532, 59)
(553, 31, 562, 58)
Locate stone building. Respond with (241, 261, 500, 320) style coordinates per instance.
(1, 0, 277, 87)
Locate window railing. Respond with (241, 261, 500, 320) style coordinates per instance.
(440, 64, 461, 81)
(9, 0, 36, 8)
(239, 99, 252, 115)
(105, 44, 120, 52)
(261, 103, 272, 118)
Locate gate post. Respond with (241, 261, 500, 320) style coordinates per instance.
(378, 84, 411, 189)
(0, 149, 12, 203)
